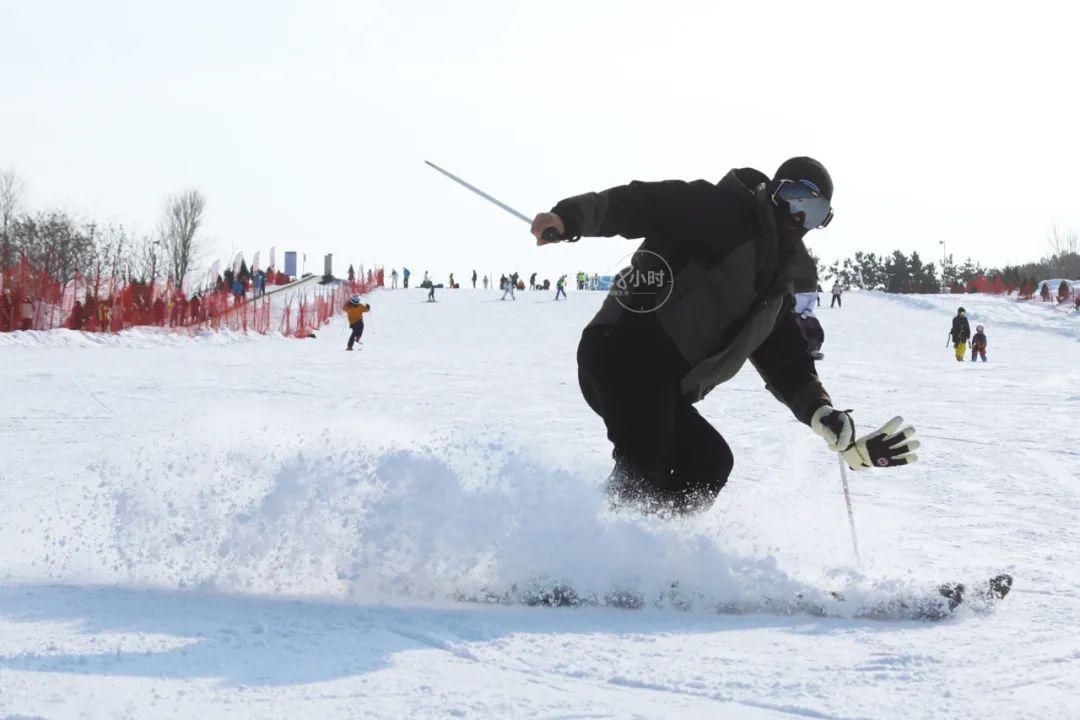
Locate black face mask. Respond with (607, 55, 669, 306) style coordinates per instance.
(771, 201, 810, 245)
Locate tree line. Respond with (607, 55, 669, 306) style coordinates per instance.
(0, 168, 205, 289)
(819, 228, 1079, 294)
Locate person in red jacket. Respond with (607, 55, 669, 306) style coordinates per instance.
(971, 325, 988, 362)
(343, 295, 370, 350)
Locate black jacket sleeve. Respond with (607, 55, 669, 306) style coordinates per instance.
(551, 181, 695, 241)
(749, 307, 832, 425)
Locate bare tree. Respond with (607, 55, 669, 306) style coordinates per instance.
(1047, 223, 1078, 257)
(1046, 223, 1080, 278)
(162, 190, 206, 290)
(1, 168, 25, 267)
(9, 211, 97, 283)
(130, 233, 165, 283)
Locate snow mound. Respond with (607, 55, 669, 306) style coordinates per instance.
(873, 291, 1079, 340)
(0, 326, 277, 349)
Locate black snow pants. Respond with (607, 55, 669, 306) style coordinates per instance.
(577, 325, 733, 514)
(347, 320, 364, 349)
(830, 294, 841, 308)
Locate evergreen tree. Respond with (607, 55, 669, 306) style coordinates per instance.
(941, 254, 959, 289)
(959, 257, 981, 283)
(908, 251, 938, 293)
(885, 250, 911, 292)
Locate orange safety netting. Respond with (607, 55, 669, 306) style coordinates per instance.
(1, 258, 383, 337)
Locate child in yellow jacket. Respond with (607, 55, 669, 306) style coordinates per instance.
(344, 295, 370, 350)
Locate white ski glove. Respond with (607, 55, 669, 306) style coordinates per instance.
(811, 406, 855, 451)
(812, 407, 920, 471)
(841, 416, 920, 471)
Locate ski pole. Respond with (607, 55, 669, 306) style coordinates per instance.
(837, 453, 863, 566)
(424, 160, 561, 242)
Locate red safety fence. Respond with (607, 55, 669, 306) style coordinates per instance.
(0, 258, 383, 337)
(964, 275, 1016, 295)
(280, 269, 383, 338)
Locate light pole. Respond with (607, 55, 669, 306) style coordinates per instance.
(939, 240, 947, 292)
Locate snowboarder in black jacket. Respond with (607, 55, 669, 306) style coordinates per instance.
(948, 307, 971, 362)
(531, 157, 919, 514)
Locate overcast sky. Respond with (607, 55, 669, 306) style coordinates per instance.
(2, 0, 1077, 284)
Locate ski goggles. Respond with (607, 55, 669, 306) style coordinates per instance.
(772, 179, 834, 230)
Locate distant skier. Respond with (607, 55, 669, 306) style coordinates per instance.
(423, 271, 430, 286)
(555, 275, 567, 300)
(971, 324, 988, 362)
(343, 295, 370, 351)
(427, 281, 436, 302)
(483, 275, 489, 290)
(531, 156, 918, 514)
(449, 272, 455, 289)
(501, 274, 516, 301)
(529, 272, 537, 290)
(947, 307, 970, 362)
(402, 267, 411, 288)
(390, 268, 399, 289)
(472, 269, 477, 289)
(830, 281, 842, 308)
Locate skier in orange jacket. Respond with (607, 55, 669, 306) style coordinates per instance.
(343, 295, 370, 351)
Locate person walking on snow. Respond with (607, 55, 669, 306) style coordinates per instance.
(483, 275, 489, 290)
(530, 157, 919, 514)
(830, 281, 842, 308)
(402, 267, 410, 288)
(343, 295, 370, 350)
(555, 274, 568, 300)
(472, 269, 477, 289)
(390, 269, 399, 288)
(971, 324, 988, 362)
(947, 307, 971, 362)
(502, 274, 516, 300)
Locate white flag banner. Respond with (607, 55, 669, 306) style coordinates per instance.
(269, 246, 276, 269)
(252, 251, 261, 273)
(208, 259, 221, 283)
(232, 252, 244, 275)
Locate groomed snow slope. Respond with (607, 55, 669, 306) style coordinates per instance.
(1, 288, 1077, 719)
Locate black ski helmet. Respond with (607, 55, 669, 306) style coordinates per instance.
(958, 307, 966, 314)
(774, 157, 833, 201)
(771, 157, 834, 230)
